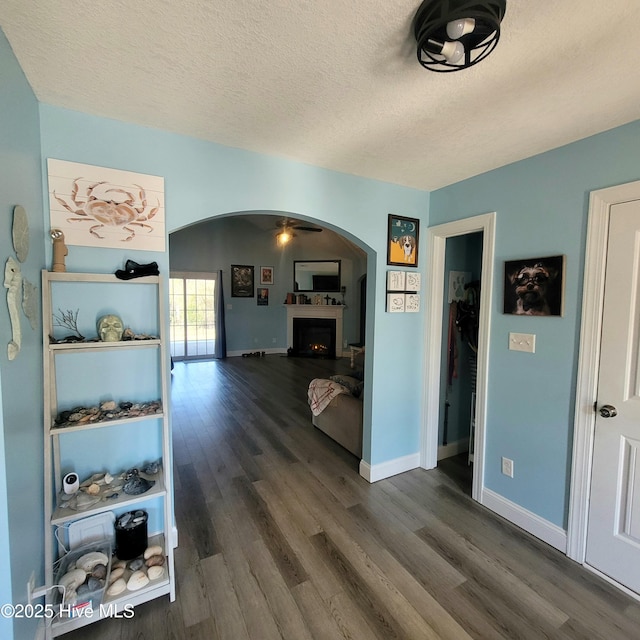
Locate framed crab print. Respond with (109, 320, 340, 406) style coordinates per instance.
(47, 159, 166, 252)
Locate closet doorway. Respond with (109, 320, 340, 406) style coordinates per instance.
(421, 213, 496, 503)
(438, 232, 483, 493)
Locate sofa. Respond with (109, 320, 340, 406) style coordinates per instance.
(308, 352, 364, 458)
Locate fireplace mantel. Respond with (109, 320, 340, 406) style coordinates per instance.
(285, 305, 344, 356)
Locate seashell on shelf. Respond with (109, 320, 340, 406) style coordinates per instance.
(76, 551, 109, 572)
(108, 567, 124, 584)
(147, 565, 164, 581)
(87, 577, 102, 591)
(74, 493, 101, 510)
(128, 558, 144, 571)
(127, 570, 149, 591)
(91, 563, 107, 580)
(76, 583, 91, 597)
(112, 559, 127, 570)
(106, 578, 126, 597)
(143, 545, 163, 560)
(58, 568, 86, 593)
(144, 554, 165, 567)
(86, 483, 100, 495)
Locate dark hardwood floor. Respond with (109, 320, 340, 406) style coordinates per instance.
(66, 355, 640, 639)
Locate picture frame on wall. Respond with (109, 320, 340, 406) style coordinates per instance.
(231, 265, 254, 297)
(260, 266, 274, 285)
(503, 255, 565, 316)
(387, 214, 419, 267)
(257, 288, 269, 306)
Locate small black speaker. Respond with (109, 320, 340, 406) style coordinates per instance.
(115, 510, 148, 560)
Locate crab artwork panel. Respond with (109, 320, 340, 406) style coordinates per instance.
(48, 159, 166, 252)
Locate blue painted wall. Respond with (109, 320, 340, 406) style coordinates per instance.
(0, 29, 45, 640)
(38, 105, 429, 468)
(430, 120, 640, 527)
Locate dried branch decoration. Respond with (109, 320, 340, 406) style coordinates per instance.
(53, 308, 84, 340)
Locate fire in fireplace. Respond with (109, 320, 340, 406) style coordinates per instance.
(291, 317, 336, 358)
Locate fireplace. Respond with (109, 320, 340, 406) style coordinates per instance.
(292, 317, 336, 358)
(286, 304, 344, 358)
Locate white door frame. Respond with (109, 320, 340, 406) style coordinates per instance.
(421, 212, 496, 503)
(567, 179, 640, 563)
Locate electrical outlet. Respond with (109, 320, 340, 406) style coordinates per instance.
(501, 457, 514, 478)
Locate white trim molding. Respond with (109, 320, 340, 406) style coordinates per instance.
(421, 212, 496, 505)
(567, 179, 640, 562)
(482, 488, 567, 553)
(359, 453, 420, 483)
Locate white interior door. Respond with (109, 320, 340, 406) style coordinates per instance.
(586, 199, 640, 594)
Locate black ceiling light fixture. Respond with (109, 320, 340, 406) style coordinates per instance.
(413, 0, 506, 72)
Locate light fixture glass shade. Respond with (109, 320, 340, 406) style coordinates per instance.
(441, 40, 465, 63)
(446, 17, 476, 39)
(277, 230, 293, 246)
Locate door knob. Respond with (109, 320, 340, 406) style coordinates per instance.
(599, 404, 617, 418)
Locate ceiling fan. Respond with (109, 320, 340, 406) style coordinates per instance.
(274, 218, 322, 246)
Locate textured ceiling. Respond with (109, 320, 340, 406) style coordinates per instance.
(2, 1, 640, 191)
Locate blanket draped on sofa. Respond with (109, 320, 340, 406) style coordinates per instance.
(307, 378, 350, 416)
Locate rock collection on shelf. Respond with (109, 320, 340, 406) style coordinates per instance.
(53, 400, 162, 428)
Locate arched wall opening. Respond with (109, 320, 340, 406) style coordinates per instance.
(168, 209, 376, 463)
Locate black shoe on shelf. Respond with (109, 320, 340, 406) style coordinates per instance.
(115, 260, 160, 280)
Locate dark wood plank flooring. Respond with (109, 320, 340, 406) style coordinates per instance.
(65, 355, 640, 639)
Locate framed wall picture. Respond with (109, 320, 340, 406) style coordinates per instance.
(386, 270, 406, 291)
(257, 288, 269, 306)
(48, 158, 165, 252)
(260, 266, 274, 285)
(387, 214, 419, 267)
(387, 292, 405, 313)
(231, 265, 254, 297)
(503, 255, 565, 316)
(405, 293, 420, 312)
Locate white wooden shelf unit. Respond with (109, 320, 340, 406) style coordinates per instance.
(41, 270, 175, 638)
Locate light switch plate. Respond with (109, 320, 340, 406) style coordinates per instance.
(509, 332, 536, 353)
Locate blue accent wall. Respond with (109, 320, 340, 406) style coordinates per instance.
(0, 29, 45, 640)
(37, 105, 429, 468)
(430, 120, 640, 527)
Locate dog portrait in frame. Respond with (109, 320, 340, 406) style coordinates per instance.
(503, 255, 565, 316)
(387, 214, 419, 267)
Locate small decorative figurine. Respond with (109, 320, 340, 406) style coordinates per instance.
(97, 314, 124, 342)
(50, 229, 68, 272)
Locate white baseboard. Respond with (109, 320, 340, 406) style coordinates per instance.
(360, 453, 420, 483)
(482, 488, 567, 553)
(437, 438, 469, 461)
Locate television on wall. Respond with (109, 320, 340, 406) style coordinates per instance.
(312, 274, 340, 291)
